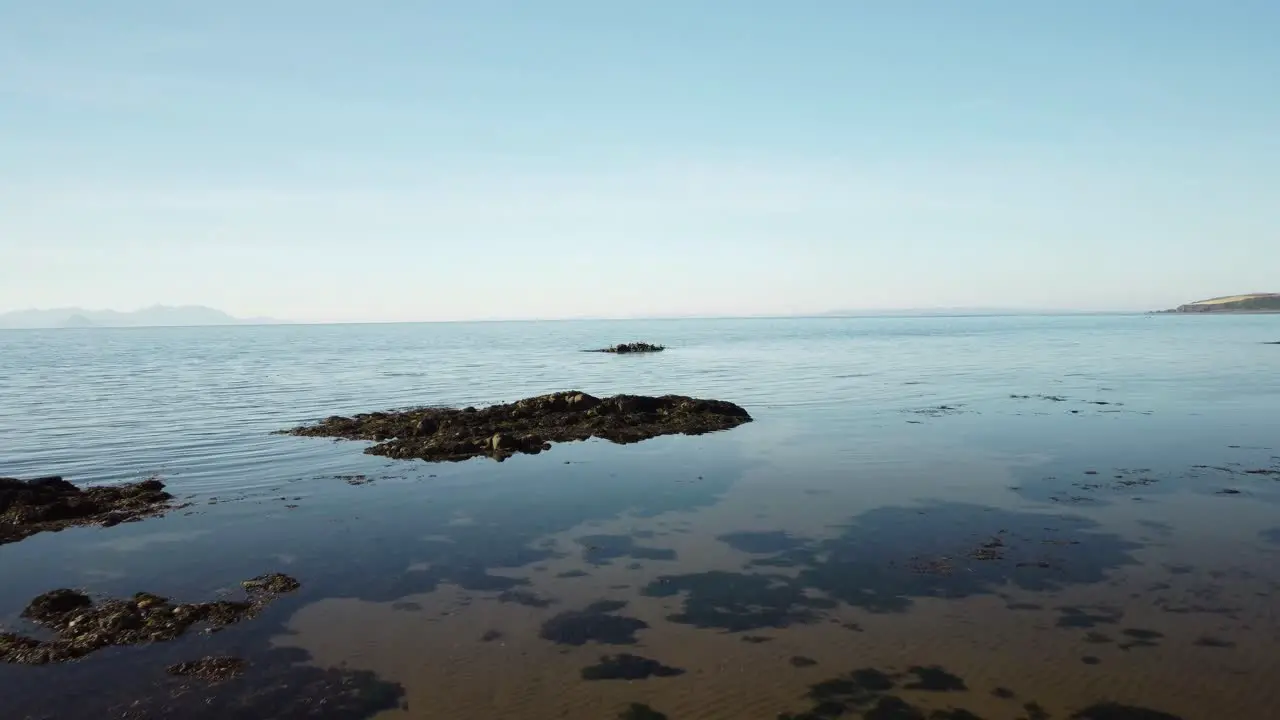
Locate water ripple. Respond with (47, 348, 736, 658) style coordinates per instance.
(2, 315, 1277, 492)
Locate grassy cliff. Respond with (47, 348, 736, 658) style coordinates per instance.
(1167, 293, 1280, 313)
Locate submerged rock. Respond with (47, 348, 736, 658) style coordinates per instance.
(167, 656, 247, 681)
(589, 342, 665, 354)
(0, 574, 300, 665)
(0, 475, 175, 546)
(283, 391, 752, 463)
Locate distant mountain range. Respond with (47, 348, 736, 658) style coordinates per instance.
(1157, 293, 1280, 314)
(0, 305, 286, 329)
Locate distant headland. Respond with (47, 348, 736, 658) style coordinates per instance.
(1154, 293, 1280, 314)
(0, 305, 287, 329)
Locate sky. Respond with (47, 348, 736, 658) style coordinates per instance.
(2, 2, 1277, 323)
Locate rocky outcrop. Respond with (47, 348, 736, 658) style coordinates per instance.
(588, 342, 665, 354)
(282, 391, 752, 463)
(0, 574, 300, 665)
(0, 476, 176, 546)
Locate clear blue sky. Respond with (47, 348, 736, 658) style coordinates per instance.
(2, 2, 1277, 322)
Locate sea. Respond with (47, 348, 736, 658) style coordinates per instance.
(1, 314, 1278, 720)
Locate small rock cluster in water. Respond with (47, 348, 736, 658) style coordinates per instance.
(0, 475, 175, 546)
(283, 391, 753, 463)
(589, 342, 666, 354)
(0, 573, 300, 665)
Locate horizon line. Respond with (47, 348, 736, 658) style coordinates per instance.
(0, 308, 1161, 330)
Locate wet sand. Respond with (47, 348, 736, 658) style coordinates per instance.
(277, 458, 1280, 720)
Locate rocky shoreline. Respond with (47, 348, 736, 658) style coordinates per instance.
(1, 475, 177, 546)
(282, 391, 752, 463)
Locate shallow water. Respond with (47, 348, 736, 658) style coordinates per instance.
(1, 315, 1278, 719)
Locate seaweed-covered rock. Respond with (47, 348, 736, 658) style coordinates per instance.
(0, 574, 300, 665)
(282, 391, 752, 463)
(21, 588, 93, 622)
(0, 475, 174, 546)
(589, 342, 665, 354)
(241, 572, 302, 596)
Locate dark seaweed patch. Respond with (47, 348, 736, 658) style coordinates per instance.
(795, 504, 1140, 612)
(1023, 702, 1051, 720)
(904, 665, 967, 691)
(648, 504, 1141, 632)
(1118, 628, 1163, 650)
(1056, 606, 1123, 629)
(539, 601, 647, 646)
(1071, 703, 1184, 719)
(619, 703, 668, 720)
(850, 668, 898, 693)
(717, 530, 808, 554)
(864, 696, 926, 719)
(581, 654, 685, 681)
(642, 571, 835, 631)
(497, 589, 553, 608)
(783, 665, 995, 720)
(577, 534, 677, 565)
(992, 687, 1016, 699)
(1193, 635, 1235, 648)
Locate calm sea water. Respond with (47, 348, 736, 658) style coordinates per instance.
(1, 315, 1278, 719)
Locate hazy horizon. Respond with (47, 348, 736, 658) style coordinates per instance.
(0, 302, 1208, 329)
(3, 3, 1277, 323)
